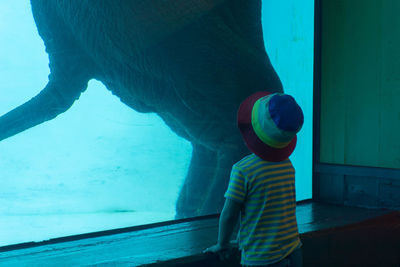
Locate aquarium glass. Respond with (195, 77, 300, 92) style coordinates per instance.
(0, 0, 313, 246)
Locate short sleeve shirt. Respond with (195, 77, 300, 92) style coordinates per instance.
(225, 154, 301, 266)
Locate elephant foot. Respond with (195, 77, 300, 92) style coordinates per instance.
(199, 146, 248, 215)
(175, 143, 248, 218)
(175, 144, 218, 219)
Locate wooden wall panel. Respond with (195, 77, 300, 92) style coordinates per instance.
(316, 164, 400, 210)
(318, 174, 344, 204)
(320, 0, 400, 169)
(344, 176, 379, 208)
(378, 179, 400, 208)
(379, 0, 400, 168)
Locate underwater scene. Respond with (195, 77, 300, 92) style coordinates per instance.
(0, 1, 313, 246)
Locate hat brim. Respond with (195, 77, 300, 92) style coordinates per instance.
(237, 91, 297, 162)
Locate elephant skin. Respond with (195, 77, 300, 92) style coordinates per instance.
(0, 0, 283, 218)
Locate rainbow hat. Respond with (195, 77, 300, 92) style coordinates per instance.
(237, 91, 304, 162)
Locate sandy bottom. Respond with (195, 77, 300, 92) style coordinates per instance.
(0, 211, 175, 246)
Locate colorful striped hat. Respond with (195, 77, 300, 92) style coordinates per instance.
(237, 91, 304, 162)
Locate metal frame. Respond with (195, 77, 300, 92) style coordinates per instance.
(312, 0, 322, 201)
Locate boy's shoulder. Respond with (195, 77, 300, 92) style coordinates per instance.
(235, 153, 257, 167)
(234, 153, 263, 170)
(235, 153, 292, 170)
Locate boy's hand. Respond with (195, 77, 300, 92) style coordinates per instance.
(203, 243, 228, 254)
(203, 243, 231, 261)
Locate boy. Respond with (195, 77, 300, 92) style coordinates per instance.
(204, 92, 304, 266)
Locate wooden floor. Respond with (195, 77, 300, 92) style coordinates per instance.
(0, 201, 394, 266)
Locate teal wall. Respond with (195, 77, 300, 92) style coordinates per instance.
(320, 0, 400, 169)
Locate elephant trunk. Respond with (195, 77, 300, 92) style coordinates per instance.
(0, 79, 88, 142)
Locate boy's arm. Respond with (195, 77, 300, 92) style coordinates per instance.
(218, 198, 242, 247)
(204, 198, 242, 253)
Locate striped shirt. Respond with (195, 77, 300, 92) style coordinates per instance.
(224, 153, 301, 266)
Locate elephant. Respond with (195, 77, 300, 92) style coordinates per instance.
(0, 0, 283, 218)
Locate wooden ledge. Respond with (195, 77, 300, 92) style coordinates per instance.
(0, 202, 392, 266)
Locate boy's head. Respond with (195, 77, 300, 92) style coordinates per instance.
(237, 91, 304, 162)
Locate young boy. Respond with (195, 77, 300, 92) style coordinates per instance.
(204, 92, 304, 266)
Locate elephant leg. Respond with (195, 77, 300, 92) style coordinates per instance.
(199, 145, 249, 215)
(175, 143, 218, 219)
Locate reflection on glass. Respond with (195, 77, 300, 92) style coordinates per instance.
(0, 1, 313, 246)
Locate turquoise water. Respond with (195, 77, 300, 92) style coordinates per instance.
(0, 1, 313, 246)
(262, 0, 314, 201)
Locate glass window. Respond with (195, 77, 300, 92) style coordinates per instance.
(0, 1, 313, 246)
(262, 0, 314, 201)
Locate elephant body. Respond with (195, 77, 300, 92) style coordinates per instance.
(0, 0, 282, 217)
